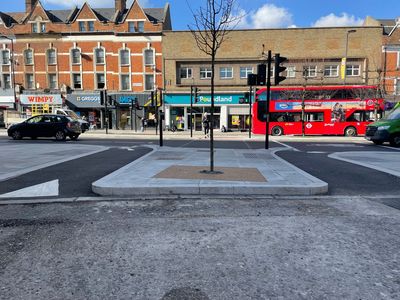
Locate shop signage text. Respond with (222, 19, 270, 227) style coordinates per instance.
(165, 94, 242, 105)
(20, 94, 62, 105)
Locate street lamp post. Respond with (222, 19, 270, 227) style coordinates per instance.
(343, 29, 356, 85)
(0, 35, 17, 111)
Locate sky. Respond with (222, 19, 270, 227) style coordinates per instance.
(1, 0, 398, 30)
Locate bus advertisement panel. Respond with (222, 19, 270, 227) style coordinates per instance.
(253, 85, 384, 136)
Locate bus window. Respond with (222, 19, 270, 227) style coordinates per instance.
(306, 112, 324, 122)
(346, 111, 366, 122)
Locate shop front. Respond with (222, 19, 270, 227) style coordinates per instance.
(19, 94, 62, 117)
(164, 93, 251, 131)
(0, 95, 15, 127)
(113, 94, 150, 130)
(66, 93, 103, 129)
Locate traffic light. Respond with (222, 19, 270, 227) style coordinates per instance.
(244, 92, 250, 103)
(100, 90, 107, 106)
(194, 87, 199, 103)
(247, 74, 257, 86)
(257, 64, 267, 86)
(150, 91, 155, 106)
(107, 95, 114, 106)
(257, 101, 268, 122)
(274, 53, 287, 85)
(134, 98, 140, 110)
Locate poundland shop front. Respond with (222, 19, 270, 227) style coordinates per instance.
(164, 93, 251, 132)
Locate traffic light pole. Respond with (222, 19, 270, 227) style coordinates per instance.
(104, 90, 108, 135)
(190, 85, 193, 138)
(265, 50, 271, 149)
(159, 110, 163, 147)
(249, 86, 252, 139)
(130, 98, 134, 130)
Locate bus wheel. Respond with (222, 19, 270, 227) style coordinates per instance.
(389, 134, 400, 147)
(344, 126, 357, 137)
(271, 126, 283, 136)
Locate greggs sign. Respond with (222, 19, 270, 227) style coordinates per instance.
(20, 94, 62, 105)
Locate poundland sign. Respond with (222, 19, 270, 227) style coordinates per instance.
(20, 94, 62, 105)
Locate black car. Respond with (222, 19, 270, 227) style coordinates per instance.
(7, 114, 82, 141)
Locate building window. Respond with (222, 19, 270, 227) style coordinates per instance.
(88, 21, 94, 32)
(145, 74, 154, 91)
(144, 49, 154, 66)
(200, 67, 212, 79)
(220, 67, 233, 79)
(346, 65, 360, 76)
(137, 21, 144, 33)
(48, 74, 57, 89)
(31, 23, 38, 33)
(1, 50, 10, 65)
(79, 21, 86, 32)
(71, 49, 81, 65)
(47, 49, 56, 65)
(120, 74, 130, 91)
(240, 67, 253, 79)
(324, 65, 339, 77)
(95, 48, 105, 65)
(24, 49, 34, 65)
(3, 74, 11, 89)
(180, 67, 192, 79)
(26, 73, 34, 89)
(40, 23, 46, 33)
(96, 73, 105, 89)
(72, 73, 82, 89)
(286, 66, 296, 78)
(120, 49, 130, 66)
(303, 66, 317, 78)
(128, 21, 135, 33)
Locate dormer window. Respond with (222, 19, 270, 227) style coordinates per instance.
(138, 21, 144, 33)
(128, 22, 135, 33)
(88, 21, 94, 32)
(79, 21, 86, 32)
(31, 22, 46, 33)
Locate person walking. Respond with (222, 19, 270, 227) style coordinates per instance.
(202, 112, 210, 138)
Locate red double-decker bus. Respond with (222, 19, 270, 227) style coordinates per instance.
(253, 85, 385, 136)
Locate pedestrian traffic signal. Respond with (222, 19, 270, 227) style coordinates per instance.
(244, 92, 250, 103)
(274, 53, 287, 85)
(247, 73, 257, 86)
(257, 64, 267, 86)
(107, 95, 114, 106)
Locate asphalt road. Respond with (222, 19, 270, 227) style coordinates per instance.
(275, 141, 400, 196)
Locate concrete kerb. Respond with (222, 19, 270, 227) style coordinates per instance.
(92, 146, 328, 197)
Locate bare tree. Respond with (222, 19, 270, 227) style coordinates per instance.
(188, 0, 241, 173)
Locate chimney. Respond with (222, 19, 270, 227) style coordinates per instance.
(115, 0, 126, 13)
(26, 0, 39, 13)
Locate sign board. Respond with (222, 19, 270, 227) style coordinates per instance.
(20, 94, 62, 105)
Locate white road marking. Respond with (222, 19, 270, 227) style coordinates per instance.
(0, 179, 59, 198)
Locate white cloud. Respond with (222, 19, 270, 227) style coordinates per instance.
(42, 0, 150, 8)
(249, 4, 294, 29)
(312, 13, 363, 27)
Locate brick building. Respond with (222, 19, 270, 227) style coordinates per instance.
(364, 16, 400, 107)
(162, 27, 383, 131)
(0, 0, 171, 129)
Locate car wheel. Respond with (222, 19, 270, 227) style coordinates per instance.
(344, 126, 357, 137)
(373, 140, 384, 145)
(271, 126, 283, 136)
(389, 134, 400, 147)
(55, 130, 66, 141)
(11, 130, 22, 140)
(70, 134, 80, 141)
